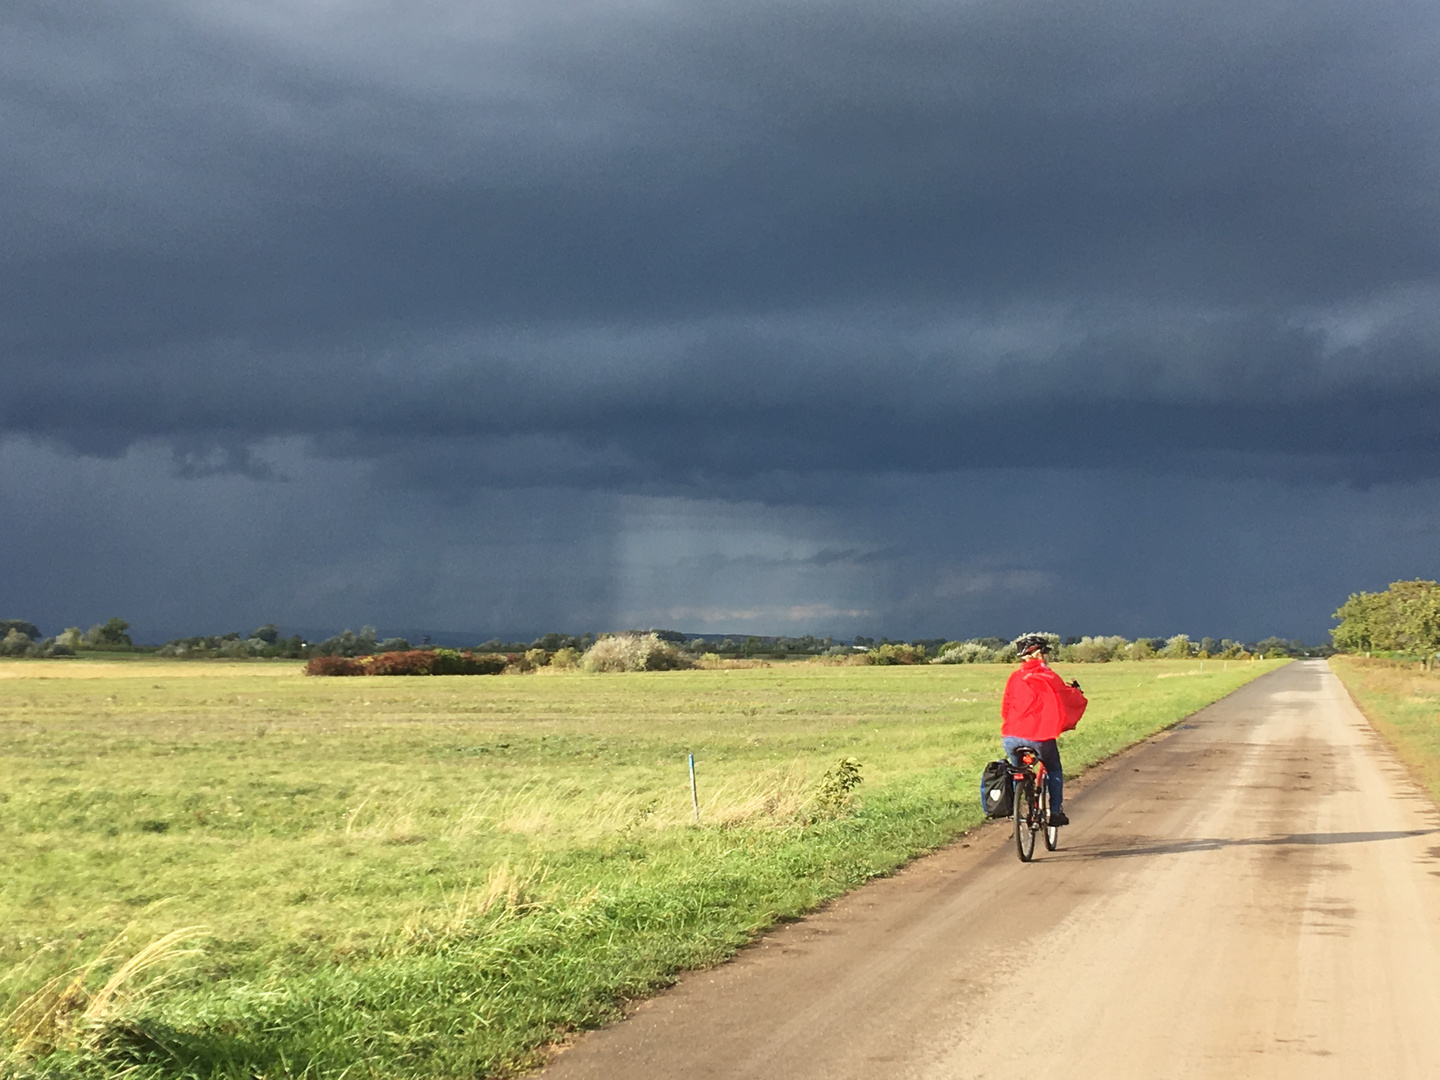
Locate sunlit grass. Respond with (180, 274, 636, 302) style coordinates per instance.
(0, 656, 1282, 1078)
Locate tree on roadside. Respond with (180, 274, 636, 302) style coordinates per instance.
(1333, 580, 1440, 667)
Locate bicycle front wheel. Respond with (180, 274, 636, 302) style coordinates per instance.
(1014, 778, 1036, 862)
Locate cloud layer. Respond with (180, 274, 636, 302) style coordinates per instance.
(3, 0, 1438, 638)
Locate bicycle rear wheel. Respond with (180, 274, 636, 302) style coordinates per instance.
(1014, 777, 1036, 862)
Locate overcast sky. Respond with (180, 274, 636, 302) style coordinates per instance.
(4, 0, 1439, 644)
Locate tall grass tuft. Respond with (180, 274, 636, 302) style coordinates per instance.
(2, 925, 204, 1065)
(704, 766, 813, 829)
(400, 861, 546, 950)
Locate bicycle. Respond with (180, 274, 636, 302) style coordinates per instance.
(1010, 745, 1059, 861)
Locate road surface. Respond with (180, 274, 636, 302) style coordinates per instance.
(540, 660, 1440, 1078)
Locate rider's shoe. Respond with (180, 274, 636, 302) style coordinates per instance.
(1048, 810, 1070, 827)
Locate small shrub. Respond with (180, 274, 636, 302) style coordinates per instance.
(432, 650, 506, 676)
(867, 643, 926, 665)
(581, 633, 695, 672)
(306, 650, 508, 676)
(812, 757, 864, 815)
(549, 647, 583, 669)
(1162, 634, 1195, 659)
(932, 641, 995, 664)
(469, 652, 509, 675)
(1066, 635, 1129, 663)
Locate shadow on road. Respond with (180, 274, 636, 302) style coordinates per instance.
(1079, 829, 1439, 859)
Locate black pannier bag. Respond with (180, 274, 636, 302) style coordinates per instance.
(980, 759, 1013, 818)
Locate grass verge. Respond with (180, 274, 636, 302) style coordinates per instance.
(0, 657, 1282, 1079)
(1327, 655, 1440, 803)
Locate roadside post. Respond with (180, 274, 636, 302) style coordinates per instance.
(688, 752, 700, 824)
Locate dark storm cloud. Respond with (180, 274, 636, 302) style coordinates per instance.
(7, 308, 1439, 487)
(5, 0, 1440, 643)
(4, 0, 1440, 493)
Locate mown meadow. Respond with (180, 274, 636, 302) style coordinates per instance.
(1329, 655, 1440, 803)
(0, 656, 1283, 1079)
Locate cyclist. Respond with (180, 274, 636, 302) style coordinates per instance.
(1002, 633, 1087, 827)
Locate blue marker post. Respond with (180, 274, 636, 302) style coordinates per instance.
(688, 752, 700, 825)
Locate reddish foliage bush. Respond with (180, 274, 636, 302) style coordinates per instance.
(305, 656, 365, 676)
(367, 650, 440, 675)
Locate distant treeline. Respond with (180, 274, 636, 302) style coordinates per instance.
(0, 617, 133, 658)
(923, 633, 1322, 665)
(169, 628, 599, 659)
(1, 618, 1335, 664)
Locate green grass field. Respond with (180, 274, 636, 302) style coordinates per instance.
(1328, 656, 1440, 803)
(0, 656, 1282, 1079)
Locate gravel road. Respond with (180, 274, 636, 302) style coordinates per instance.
(540, 660, 1440, 1078)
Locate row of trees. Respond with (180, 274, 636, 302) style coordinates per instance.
(0, 618, 132, 658)
(1332, 580, 1440, 667)
(301, 627, 1318, 678)
(2, 616, 1343, 666)
(876, 632, 1313, 666)
(159, 624, 307, 658)
(161, 627, 603, 660)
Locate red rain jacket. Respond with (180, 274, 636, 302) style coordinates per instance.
(1001, 656, 1088, 742)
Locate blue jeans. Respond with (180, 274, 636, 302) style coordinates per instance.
(1002, 736, 1063, 813)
